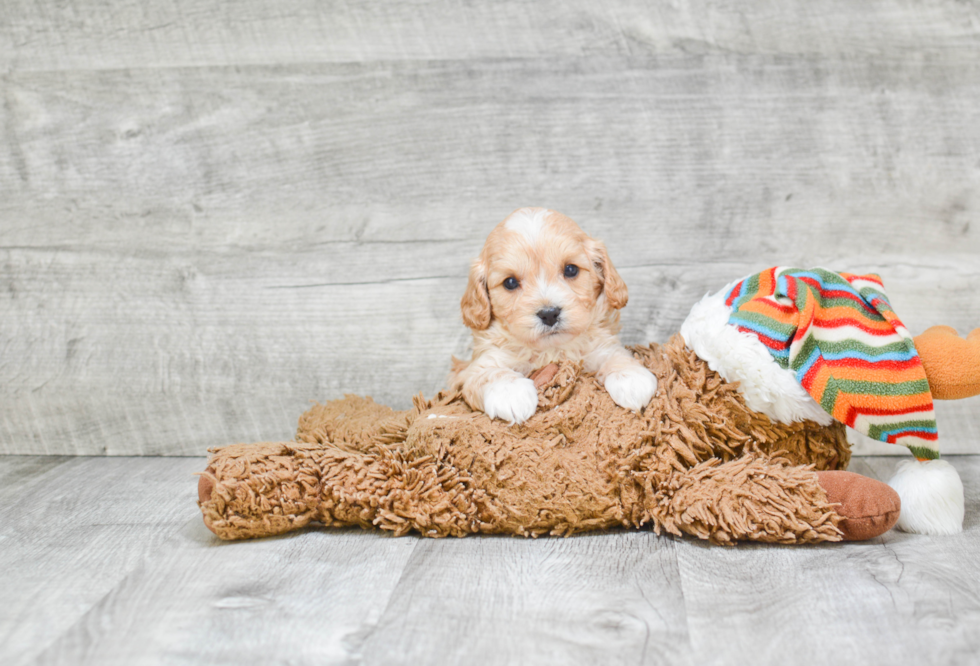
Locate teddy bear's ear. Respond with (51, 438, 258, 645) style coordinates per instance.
(461, 257, 492, 330)
(587, 239, 628, 310)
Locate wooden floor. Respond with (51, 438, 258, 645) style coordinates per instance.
(2, 455, 979, 665)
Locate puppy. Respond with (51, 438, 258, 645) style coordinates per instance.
(449, 207, 658, 424)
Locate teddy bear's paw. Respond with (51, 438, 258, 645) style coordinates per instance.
(815, 470, 901, 541)
(604, 366, 658, 412)
(483, 375, 539, 425)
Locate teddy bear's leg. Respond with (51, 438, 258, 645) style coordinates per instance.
(198, 442, 324, 540)
(813, 470, 902, 541)
(197, 439, 453, 540)
(312, 440, 486, 538)
(199, 412, 490, 540)
(646, 455, 899, 544)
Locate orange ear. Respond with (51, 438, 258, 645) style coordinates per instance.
(913, 326, 980, 400)
(588, 239, 628, 310)
(460, 257, 492, 329)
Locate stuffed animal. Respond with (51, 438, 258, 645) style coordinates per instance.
(197, 267, 979, 544)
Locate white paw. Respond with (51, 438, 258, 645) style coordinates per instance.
(604, 367, 658, 412)
(483, 376, 539, 425)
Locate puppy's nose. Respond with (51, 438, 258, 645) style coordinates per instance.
(537, 306, 562, 328)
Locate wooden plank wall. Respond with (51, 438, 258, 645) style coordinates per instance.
(2, 1, 979, 455)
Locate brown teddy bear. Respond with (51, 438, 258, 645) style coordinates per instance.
(195, 321, 978, 545)
(197, 218, 979, 546)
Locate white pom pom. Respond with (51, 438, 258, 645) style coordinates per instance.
(888, 459, 964, 535)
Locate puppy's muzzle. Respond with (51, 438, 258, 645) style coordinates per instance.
(537, 306, 562, 328)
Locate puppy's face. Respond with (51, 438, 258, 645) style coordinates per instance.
(461, 208, 628, 349)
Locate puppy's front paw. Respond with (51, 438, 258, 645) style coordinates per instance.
(483, 376, 539, 425)
(604, 367, 658, 412)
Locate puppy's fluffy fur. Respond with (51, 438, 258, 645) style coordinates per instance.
(450, 208, 658, 424)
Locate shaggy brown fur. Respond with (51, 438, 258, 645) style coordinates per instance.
(199, 335, 851, 544)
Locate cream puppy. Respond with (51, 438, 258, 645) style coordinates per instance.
(450, 208, 658, 425)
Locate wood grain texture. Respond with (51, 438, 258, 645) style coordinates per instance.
(4, 59, 980, 252)
(33, 524, 420, 666)
(2, 455, 979, 665)
(2, 4, 980, 455)
(2, 0, 979, 71)
(359, 534, 690, 666)
(0, 455, 70, 497)
(0, 456, 204, 666)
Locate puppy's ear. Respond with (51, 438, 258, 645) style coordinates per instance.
(461, 257, 492, 330)
(588, 239, 628, 310)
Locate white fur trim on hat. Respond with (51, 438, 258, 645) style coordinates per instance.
(888, 459, 964, 535)
(679, 284, 832, 426)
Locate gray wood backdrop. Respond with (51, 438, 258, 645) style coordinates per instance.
(2, 0, 979, 456)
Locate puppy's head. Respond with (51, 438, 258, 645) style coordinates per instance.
(461, 208, 628, 348)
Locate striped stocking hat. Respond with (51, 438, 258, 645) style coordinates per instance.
(723, 267, 939, 460)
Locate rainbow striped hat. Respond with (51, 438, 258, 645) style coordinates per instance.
(724, 267, 937, 460)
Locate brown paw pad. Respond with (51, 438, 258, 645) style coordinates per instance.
(815, 470, 901, 541)
(198, 471, 215, 504)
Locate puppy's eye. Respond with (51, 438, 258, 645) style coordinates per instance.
(503, 277, 520, 290)
(563, 264, 579, 278)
